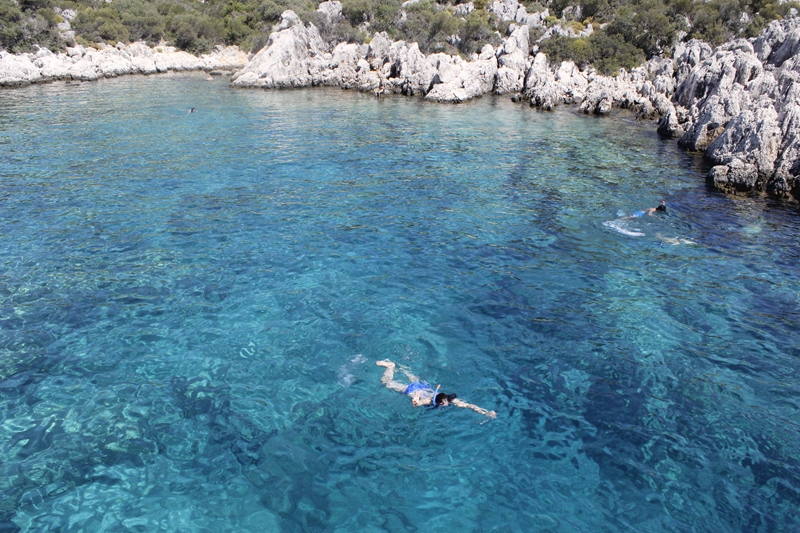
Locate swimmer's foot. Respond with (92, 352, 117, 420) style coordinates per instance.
(376, 359, 395, 368)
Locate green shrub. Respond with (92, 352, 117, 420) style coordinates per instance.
(341, 0, 373, 26)
(522, 1, 546, 13)
(73, 6, 127, 43)
(157, 3, 186, 17)
(255, 0, 315, 23)
(564, 19, 585, 33)
(305, 10, 365, 45)
(580, 0, 613, 21)
(398, 0, 461, 53)
(539, 34, 592, 66)
(589, 29, 645, 74)
(115, 0, 165, 42)
(606, 1, 677, 58)
(170, 12, 223, 53)
(19, 0, 52, 12)
(224, 13, 250, 44)
(540, 29, 645, 75)
(1, 0, 64, 51)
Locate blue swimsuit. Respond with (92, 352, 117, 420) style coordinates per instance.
(404, 382, 432, 395)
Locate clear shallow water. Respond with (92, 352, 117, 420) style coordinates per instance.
(1, 73, 799, 532)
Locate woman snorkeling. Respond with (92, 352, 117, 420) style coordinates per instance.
(376, 360, 496, 418)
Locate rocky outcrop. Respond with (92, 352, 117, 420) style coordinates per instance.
(230, 10, 510, 100)
(231, 11, 328, 88)
(0, 43, 247, 86)
(488, 0, 548, 28)
(426, 45, 498, 102)
(494, 24, 530, 94)
(230, 9, 674, 117)
(662, 19, 800, 200)
(521, 52, 673, 118)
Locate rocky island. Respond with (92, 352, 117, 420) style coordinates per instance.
(2, 0, 800, 202)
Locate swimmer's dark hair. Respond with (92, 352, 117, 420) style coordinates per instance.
(656, 203, 667, 212)
(434, 393, 457, 406)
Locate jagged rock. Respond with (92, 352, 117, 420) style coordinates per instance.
(200, 46, 248, 71)
(673, 39, 713, 88)
(0, 53, 43, 86)
(765, 25, 800, 67)
(707, 160, 761, 193)
(524, 54, 674, 118)
(489, 0, 547, 28)
(668, 18, 800, 200)
(454, 2, 473, 16)
(553, 61, 588, 102)
(426, 45, 497, 102)
(657, 104, 685, 138)
(771, 102, 800, 197)
(232, 11, 327, 88)
(705, 105, 781, 177)
(387, 41, 438, 95)
(494, 24, 529, 94)
(34, 54, 73, 80)
(523, 53, 563, 109)
(94, 49, 135, 77)
(753, 18, 800, 64)
(366, 32, 393, 71)
(317, 0, 343, 21)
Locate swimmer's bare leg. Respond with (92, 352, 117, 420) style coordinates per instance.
(400, 367, 421, 383)
(376, 360, 407, 393)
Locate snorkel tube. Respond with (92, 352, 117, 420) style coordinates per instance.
(431, 384, 441, 407)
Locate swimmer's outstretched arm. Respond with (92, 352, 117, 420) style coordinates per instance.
(452, 398, 496, 418)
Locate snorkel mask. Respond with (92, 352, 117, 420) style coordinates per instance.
(431, 384, 441, 408)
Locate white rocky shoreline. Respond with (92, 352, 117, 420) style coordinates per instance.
(0, 42, 249, 85)
(2, 0, 800, 202)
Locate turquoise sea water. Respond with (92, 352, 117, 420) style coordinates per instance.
(1, 73, 799, 532)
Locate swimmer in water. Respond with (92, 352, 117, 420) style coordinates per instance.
(629, 200, 667, 218)
(189, 107, 196, 113)
(376, 360, 496, 418)
(657, 233, 698, 245)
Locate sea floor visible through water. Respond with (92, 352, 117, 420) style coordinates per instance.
(0, 73, 799, 532)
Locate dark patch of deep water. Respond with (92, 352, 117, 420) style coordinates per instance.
(0, 74, 799, 532)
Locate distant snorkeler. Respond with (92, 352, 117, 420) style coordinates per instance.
(657, 233, 698, 246)
(376, 360, 496, 418)
(629, 200, 667, 218)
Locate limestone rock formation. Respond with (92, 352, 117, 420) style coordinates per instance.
(0, 43, 247, 86)
(231, 11, 328, 88)
(665, 19, 800, 200)
(426, 45, 498, 102)
(488, 0, 548, 28)
(494, 24, 530, 94)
